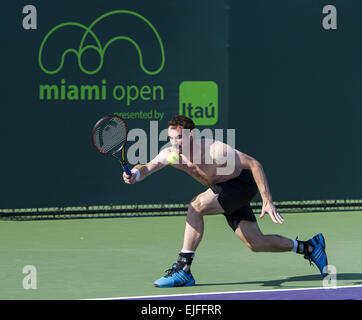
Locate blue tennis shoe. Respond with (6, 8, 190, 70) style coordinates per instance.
(154, 263, 195, 287)
(305, 233, 328, 277)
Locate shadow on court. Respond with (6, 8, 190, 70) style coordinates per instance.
(195, 273, 362, 288)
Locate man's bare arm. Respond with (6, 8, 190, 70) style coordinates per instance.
(123, 148, 170, 184)
(237, 151, 284, 224)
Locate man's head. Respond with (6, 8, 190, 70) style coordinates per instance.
(168, 115, 195, 131)
(167, 115, 195, 152)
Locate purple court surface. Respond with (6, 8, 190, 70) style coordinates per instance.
(120, 285, 362, 300)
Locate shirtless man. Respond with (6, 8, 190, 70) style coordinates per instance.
(123, 115, 328, 287)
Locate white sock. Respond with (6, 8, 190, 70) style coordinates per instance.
(291, 240, 298, 253)
(181, 249, 195, 254)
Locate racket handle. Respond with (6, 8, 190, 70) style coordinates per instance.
(122, 162, 132, 176)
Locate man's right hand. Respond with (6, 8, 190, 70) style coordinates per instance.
(123, 171, 137, 184)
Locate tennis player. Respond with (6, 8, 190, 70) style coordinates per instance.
(123, 115, 328, 287)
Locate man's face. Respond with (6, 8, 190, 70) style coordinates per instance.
(167, 126, 192, 153)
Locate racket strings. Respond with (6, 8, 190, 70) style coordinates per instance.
(93, 118, 127, 154)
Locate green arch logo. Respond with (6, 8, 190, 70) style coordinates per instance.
(38, 10, 165, 75)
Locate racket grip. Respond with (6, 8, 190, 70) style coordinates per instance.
(122, 162, 132, 176)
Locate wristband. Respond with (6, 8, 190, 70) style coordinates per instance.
(131, 168, 141, 181)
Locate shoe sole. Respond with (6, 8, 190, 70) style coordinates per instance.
(154, 279, 195, 288)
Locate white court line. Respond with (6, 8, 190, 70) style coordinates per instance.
(87, 284, 362, 300)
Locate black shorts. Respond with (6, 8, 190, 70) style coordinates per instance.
(210, 170, 258, 231)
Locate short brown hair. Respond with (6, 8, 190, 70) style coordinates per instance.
(168, 115, 195, 130)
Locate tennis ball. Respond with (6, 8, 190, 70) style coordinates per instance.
(168, 151, 179, 164)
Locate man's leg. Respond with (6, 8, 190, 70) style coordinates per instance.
(235, 220, 294, 252)
(154, 188, 223, 287)
(234, 220, 328, 276)
(182, 188, 224, 251)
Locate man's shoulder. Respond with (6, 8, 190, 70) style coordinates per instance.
(150, 146, 172, 163)
(159, 146, 173, 155)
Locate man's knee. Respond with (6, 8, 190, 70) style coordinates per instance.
(244, 236, 266, 253)
(188, 197, 208, 216)
(235, 221, 267, 252)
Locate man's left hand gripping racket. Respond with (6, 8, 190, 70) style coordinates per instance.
(92, 115, 132, 176)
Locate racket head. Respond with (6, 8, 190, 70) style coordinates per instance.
(92, 115, 128, 156)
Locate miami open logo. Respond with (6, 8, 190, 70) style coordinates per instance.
(38, 10, 165, 75)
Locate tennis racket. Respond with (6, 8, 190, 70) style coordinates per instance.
(92, 115, 132, 176)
